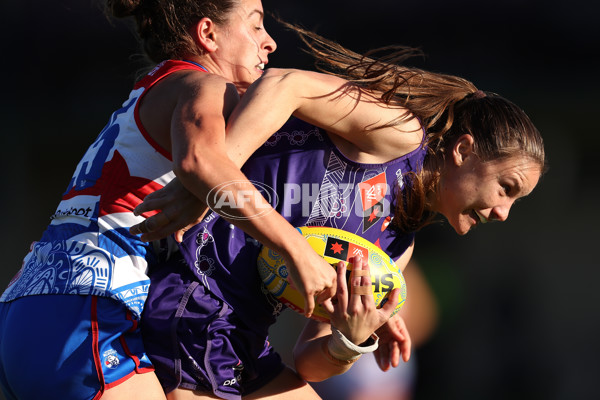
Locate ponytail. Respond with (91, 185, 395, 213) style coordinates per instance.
(283, 22, 545, 232)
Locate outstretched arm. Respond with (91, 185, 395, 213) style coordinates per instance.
(226, 68, 422, 165)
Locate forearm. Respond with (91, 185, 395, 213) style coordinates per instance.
(225, 69, 304, 163)
(170, 82, 301, 255)
(175, 148, 305, 258)
(293, 319, 378, 382)
(293, 336, 356, 382)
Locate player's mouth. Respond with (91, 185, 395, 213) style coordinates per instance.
(471, 210, 488, 225)
(257, 62, 265, 71)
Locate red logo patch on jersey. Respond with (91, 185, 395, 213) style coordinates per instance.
(358, 172, 387, 232)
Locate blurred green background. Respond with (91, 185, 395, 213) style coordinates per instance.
(0, 1, 598, 399)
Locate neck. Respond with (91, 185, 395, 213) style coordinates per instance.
(184, 54, 217, 73)
(417, 154, 435, 208)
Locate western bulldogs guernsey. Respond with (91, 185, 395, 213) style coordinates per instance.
(0, 60, 206, 318)
(175, 117, 428, 335)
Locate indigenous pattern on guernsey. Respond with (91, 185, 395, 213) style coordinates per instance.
(0, 60, 207, 318)
(175, 117, 428, 335)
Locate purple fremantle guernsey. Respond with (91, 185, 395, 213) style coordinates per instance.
(177, 117, 427, 336)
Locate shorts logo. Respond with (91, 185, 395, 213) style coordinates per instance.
(103, 349, 120, 369)
(223, 360, 244, 387)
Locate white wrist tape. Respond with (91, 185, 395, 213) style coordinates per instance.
(327, 326, 379, 361)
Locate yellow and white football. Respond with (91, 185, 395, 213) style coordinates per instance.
(257, 226, 407, 322)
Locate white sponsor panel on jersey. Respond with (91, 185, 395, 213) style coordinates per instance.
(50, 195, 100, 226)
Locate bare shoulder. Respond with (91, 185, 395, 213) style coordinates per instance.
(141, 69, 221, 106)
(166, 70, 240, 118)
(396, 114, 425, 151)
(345, 110, 425, 164)
(173, 70, 236, 98)
(386, 115, 426, 160)
(139, 70, 238, 151)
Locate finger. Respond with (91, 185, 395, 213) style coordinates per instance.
(315, 263, 338, 306)
(357, 256, 373, 307)
(286, 276, 298, 291)
(380, 288, 401, 318)
(129, 220, 146, 236)
(130, 215, 155, 235)
(389, 341, 401, 367)
(174, 224, 199, 243)
(147, 211, 171, 231)
(349, 255, 363, 289)
(349, 256, 372, 307)
(304, 294, 315, 319)
(399, 325, 412, 363)
(335, 261, 349, 312)
(315, 284, 336, 306)
(374, 345, 390, 372)
(129, 210, 169, 236)
(133, 193, 165, 216)
(350, 284, 371, 296)
(401, 337, 412, 363)
(138, 221, 185, 242)
(175, 227, 188, 243)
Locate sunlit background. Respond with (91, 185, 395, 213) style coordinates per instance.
(1, 1, 598, 399)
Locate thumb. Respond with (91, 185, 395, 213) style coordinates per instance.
(175, 226, 193, 243)
(321, 297, 335, 315)
(380, 288, 401, 317)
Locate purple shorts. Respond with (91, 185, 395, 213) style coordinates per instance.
(142, 258, 285, 400)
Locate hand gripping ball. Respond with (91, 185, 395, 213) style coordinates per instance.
(257, 226, 407, 322)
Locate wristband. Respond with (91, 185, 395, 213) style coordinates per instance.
(327, 326, 379, 362)
(321, 340, 359, 366)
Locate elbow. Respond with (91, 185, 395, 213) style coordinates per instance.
(173, 155, 195, 181)
(293, 363, 324, 383)
(173, 152, 211, 186)
(292, 347, 331, 383)
(292, 347, 313, 382)
(294, 365, 331, 383)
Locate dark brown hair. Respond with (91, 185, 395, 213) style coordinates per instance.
(106, 0, 239, 63)
(286, 23, 546, 232)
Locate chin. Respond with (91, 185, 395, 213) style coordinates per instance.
(449, 219, 471, 236)
(454, 227, 470, 236)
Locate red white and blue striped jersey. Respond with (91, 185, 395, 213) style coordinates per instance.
(0, 60, 207, 318)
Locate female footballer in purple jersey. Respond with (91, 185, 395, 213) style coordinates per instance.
(132, 25, 546, 400)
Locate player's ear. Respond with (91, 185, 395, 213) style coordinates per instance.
(451, 134, 475, 166)
(191, 17, 219, 52)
